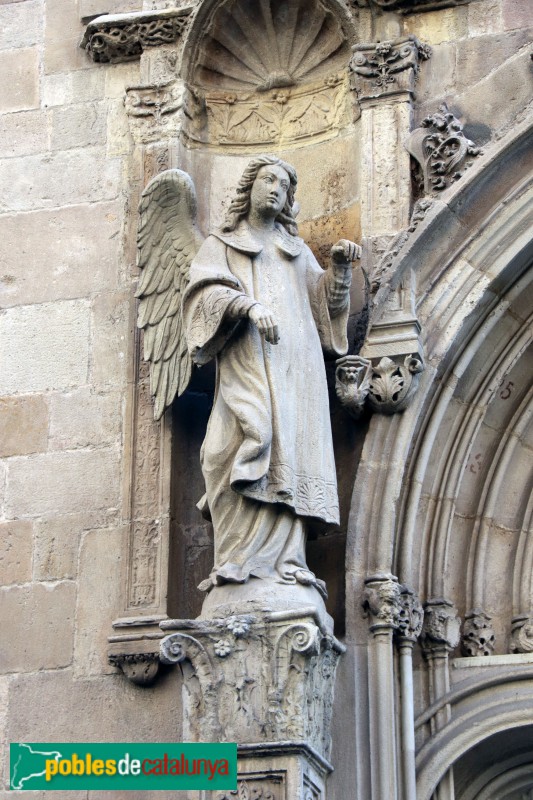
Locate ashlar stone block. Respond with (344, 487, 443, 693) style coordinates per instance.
(0, 109, 49, 158)
(5, 447, 120, 518)
(0, 148, 122, 212)
(49, 388, 122, 450)
(0, 395, 48, 456)
(0, 0, 42, 51)
(0, 520, 33, 585)
(0, 49, 39, 113)
(0, 582, 75, 672)
(42, 69, 105, 108)
(51, 101, 107, 151)
(0, 203, 121, 308)
(404, 7, 468, 45)
(44, 0, 88, 74)
(0, 300, 90, 394)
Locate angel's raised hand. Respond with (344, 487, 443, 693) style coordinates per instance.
(248, 303, 280, 345)
(331, 240, 362, 265)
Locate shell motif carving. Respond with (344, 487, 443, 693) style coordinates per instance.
(194, 0, 349, 92)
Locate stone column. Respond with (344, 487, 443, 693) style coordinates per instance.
(395, 586, 424, 800)
(362, 573, 402, 800)
(420, 599, 461, 800)
(160, 608, 345, 800)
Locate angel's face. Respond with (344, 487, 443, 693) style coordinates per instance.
(250, 165, 290, 218)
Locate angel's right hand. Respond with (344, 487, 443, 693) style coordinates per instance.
(248, 303, 279, 345)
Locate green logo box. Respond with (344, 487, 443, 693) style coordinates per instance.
(10, 742, 237, 791)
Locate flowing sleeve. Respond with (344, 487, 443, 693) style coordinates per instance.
(183, 235, 256, 365)
(305, 245, 350, 358)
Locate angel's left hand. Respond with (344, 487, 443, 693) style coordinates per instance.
(331, 240, 362, 266)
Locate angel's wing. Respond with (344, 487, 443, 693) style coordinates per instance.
(136, 169, 204, 420)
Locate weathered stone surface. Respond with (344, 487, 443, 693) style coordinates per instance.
(79, 0, 142, 21)
(0, 300, 90, 394)
(5, 448, 120, 517)
(74, 527, 127, 677)
(0, 0, 41, 50)
(0, 582, 75, 672)
(33, 510, 118, 581)
(6, 669, 182, 744)
(44, 0, 88, 74)
(468, 0, 502, 36)
(90, 291, 131, 387)
(42, 69, 105, 108)
(51, 101, 107, 151)
(0, 395, 48, 456)
(0, 148, 121, 212)
(415, 42, 456, 104)
(106, 97, 133, 157)
(49, 388, 122, 450)
(456, 29, 533, 94)
(0, 48, 39, 113)
(0, 520, 32, 585)
(502, 0, 532, 30)
(405, 7, 468, 45)
(0, 109, 49, 158)
(0, 203, 121, 307)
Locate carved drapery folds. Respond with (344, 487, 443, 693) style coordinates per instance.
(407, 103, 483, 194)
(81, 7, 192, 64)
(349, 36, 431, 103)
(461, 609, 495, 657)
(160, 611, 344, 758)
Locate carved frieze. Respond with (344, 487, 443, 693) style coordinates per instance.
(363, 574, 401, 632)
(406, 103, 483, 194)
(420, 599, 461, 657)
(461, 609, 495, 657)
(81, 7, 192, 64)
(181, 75, 352, 150)
(160, 611, 344, 759)
(125, 80, 184, 143)
(349, 36, 431, 102)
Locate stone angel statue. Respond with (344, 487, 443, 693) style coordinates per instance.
(137, 154, 362, 611)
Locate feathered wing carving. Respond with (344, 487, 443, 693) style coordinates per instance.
(136, 169, 204, 420)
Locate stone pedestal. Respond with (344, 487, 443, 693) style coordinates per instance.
(160, 606, 344, 800)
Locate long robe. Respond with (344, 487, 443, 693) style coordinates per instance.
(183, 220, 350, 592)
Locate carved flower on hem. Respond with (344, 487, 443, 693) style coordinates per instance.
(226, 617, 250, 638)
(214, 639, 232, 658)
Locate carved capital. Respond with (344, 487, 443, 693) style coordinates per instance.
(81, 7, 192, 64)
(366, 354, 424, 414)
(395, 585, 424, 645)
(125, 80, 184, 143)
(349, 36, 431, 102)
(363, 574, 401, 633)
(461, 609, 495, 656)
(406, 103, 483, 194)
(420, 599, 461, 657)
(510, 615, 533, 654)
(335, 355, 372, 419)
(160, 612, 343, 758)
(108, 652, 160, 685)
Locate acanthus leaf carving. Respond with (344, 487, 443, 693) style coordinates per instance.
(461, 609, 495, 656)
(367, 354, 424, 414)
(396, 585, 424, 644)
(349, 36, 431, 101)
(407, 103, 483, 194)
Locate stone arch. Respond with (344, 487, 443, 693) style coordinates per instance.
(346, 118, 533, 625)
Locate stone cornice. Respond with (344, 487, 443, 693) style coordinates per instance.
(81, 6, 193, 64)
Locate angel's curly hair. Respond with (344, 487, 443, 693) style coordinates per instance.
(221, 154, 298, 236)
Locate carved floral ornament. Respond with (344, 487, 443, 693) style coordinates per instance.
(362, 575, 424, 641)
(349, 36, 431, 101)
(81, 7, 192, 63)
(335, 353, 424, 416)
